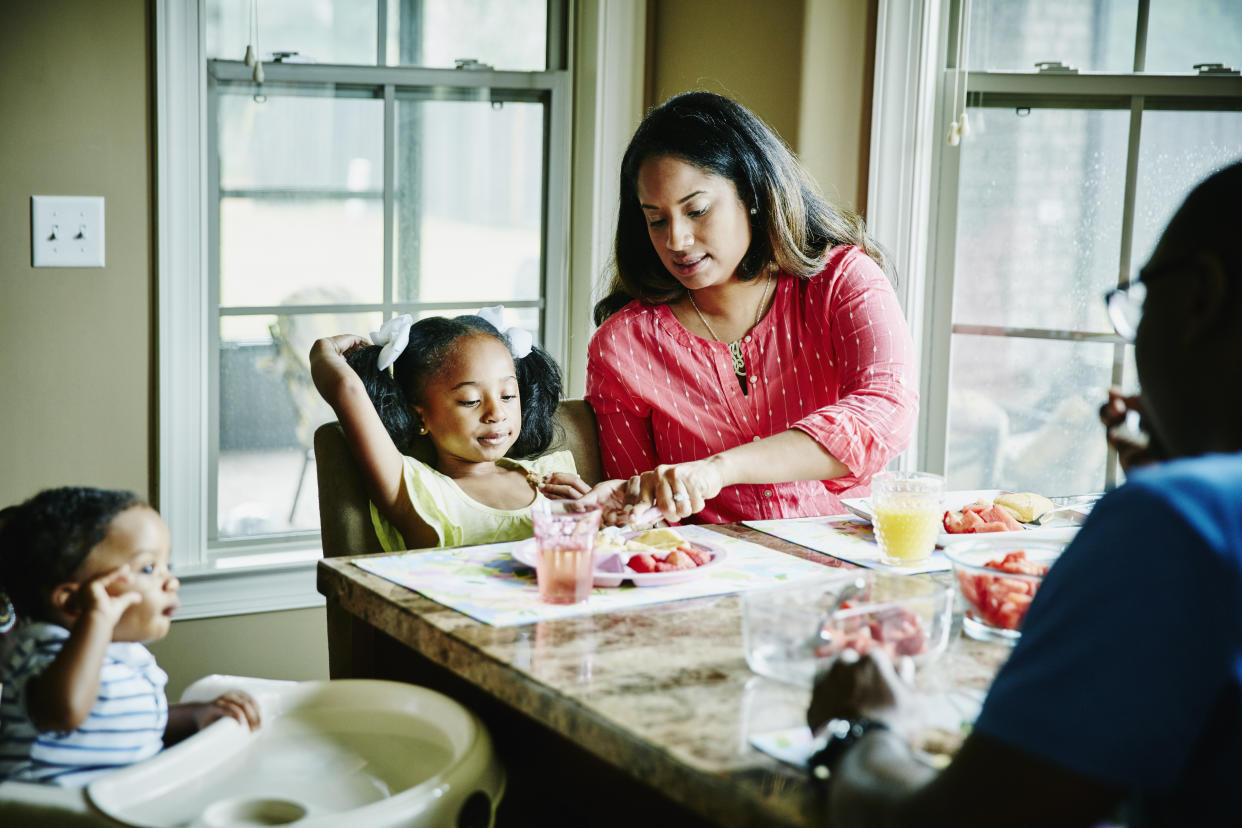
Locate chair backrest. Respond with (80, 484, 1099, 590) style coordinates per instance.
(314, 398, 605, 557)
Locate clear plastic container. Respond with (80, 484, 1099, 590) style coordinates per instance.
(742, 570, 953, 687)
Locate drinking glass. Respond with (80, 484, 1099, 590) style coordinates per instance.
(531, 501, 601, 604)
(870, 472, 945, 566)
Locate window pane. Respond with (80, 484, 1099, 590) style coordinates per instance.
(207, 0, 549, 71)
(394, 98, 545, 305)
(217, 312, 380, 539)
(953, 106, 1127, 332)
(946, 335, 1114, 496)
(217, 91, 384, 307)
(207, 0, 379, 65)
(417, 306, 544, 342)
(965, 0, 1137, 73)
(1145, 0, 1242, 74)
(1130, 110, 1242, 274)
(387, 0, 548, 70)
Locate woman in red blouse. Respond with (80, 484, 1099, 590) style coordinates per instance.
(586, 92, 918, 524)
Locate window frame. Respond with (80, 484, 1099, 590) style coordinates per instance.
(870, 0, 1242, 489)
(155, 0, 644, 618)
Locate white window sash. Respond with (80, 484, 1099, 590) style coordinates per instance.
(155, 0, 644, 618)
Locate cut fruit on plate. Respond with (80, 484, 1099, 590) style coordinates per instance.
(510, 532, 726, 588)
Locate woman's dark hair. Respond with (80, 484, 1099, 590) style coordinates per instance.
(595, 91, 893, 324)
(0, 487, 143, 619)
(346, 314, 562, 459)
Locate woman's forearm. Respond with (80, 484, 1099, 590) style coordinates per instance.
(709, 429, 850, 488)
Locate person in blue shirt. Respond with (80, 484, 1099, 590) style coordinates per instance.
(807, 160, 1242, 828)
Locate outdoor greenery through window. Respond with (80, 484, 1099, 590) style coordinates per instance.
(204, 0, 564, 553)
(934, 0, 1242, 497)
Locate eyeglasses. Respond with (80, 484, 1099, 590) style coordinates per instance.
(1103, 256, 1186, 343)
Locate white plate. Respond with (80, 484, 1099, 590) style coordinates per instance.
(841, 490, 1096, 546)
(511, 535, 726, 588)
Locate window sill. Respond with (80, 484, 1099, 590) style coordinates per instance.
(175, 557, 325, 620)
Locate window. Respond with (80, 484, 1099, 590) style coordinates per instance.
(156, 0, 641, 616)
(870, 0, 1242, 497)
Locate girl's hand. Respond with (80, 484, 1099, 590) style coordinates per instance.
(538, 472, 593, 501)
(195, 691, 261, 732)
(573, 479, 633, 526)
(316, 333, 371, 359)
(76, 566, 143, 627)
(1099, 388, 1165, 472)
(627, 458, 727, 524)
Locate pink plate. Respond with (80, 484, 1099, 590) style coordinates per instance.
(511, 536, 727, 588)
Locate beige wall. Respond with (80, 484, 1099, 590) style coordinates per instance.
(0, 1, 873, 697)
(147, 608, 329, 700)
(646, 0, 874, 213)
(1, 0, 328, 696)
(1, 0, 153, 503)
(799, 0, 877, 213)
(648, 0, 807, 147)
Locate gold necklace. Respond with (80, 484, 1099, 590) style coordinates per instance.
(688, 270, 773, 385)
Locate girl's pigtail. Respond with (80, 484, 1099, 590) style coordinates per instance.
(345, 345, 419, 455)
(510, 344, 562, 458)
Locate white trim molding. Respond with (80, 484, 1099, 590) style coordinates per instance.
(867, 0, 945, 473)
(567, 0, 646, 397)
(155, 0, 209, 569)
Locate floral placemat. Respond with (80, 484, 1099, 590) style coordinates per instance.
(741, 516, 951, 574)
(353, 524, 831, 626)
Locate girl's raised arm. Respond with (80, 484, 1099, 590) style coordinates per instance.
(309, 335, 407, 518)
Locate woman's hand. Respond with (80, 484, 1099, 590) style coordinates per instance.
(538, 472, 593, 501)
(194, 691, 262, 732)
(807, 648, 916, 737)
(1099, 389, 1165, 472)
(627, 458, 727, 524)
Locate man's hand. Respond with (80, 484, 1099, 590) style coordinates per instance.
(1099, 389, 1165, 472)
(808, 648, 916, 737)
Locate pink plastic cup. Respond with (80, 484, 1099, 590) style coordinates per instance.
(531, 501, 601, 604)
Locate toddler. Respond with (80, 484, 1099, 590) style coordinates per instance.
(0, 487, 259, 786)
(310, 307, 590, 550)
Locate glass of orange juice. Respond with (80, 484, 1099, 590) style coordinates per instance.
(870, 471, 945, 566)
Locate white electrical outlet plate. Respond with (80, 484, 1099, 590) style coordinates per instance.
(31, 195, 106, 267)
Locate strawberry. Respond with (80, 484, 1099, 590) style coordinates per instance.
(627, 553, 658, 573)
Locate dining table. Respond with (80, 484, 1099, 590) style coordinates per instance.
(316, 522, 1014, 827)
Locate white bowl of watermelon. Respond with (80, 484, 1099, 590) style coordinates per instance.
(942, 538, 1066, 644)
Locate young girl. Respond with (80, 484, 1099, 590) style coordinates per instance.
(310, 308, 589, 551)
(0, 487, 260, 786)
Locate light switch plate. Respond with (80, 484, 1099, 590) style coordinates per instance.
(31, 195, 106, 267)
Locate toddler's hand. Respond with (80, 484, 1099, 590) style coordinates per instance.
(196, 691, 261, 732)
(76, 566, 143, 626)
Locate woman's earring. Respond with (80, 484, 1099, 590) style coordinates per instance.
(749, 207, 758, 215)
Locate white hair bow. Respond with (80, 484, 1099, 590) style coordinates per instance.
(476, 305, 533, 359)
(371, 314, 414, 372)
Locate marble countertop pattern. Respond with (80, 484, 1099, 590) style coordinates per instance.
(317, 524, 1011, 827)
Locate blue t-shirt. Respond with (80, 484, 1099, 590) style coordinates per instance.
(975, 452, 1242, 828)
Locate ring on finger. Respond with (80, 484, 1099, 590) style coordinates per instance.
(672, 492, 690, 503)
